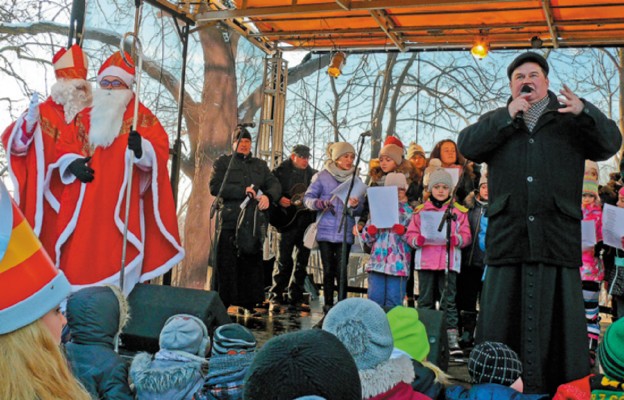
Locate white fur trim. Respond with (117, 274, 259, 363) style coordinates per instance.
(45, 153, 82, 213)
(97, 66, 134, 88)
(359, 356, 415, 399)
(54, 180, 86, 268)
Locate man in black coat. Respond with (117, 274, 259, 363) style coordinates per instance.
(209, 127, 281, 312)
(267, 144, 318, 311)
(458, 52, 622, 396)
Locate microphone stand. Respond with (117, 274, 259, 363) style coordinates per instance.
(208, 128, 245, 291)
(436, 159, 468, 322)
(338, 133, 367, 301)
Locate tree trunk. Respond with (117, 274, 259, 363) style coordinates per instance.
(174, 24, 239, 289)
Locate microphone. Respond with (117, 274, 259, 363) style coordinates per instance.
(515, 85, 533, 121)
(360, 130, 372, 137)
(238, 122, 256, 128)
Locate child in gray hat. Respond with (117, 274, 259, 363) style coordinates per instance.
(130, 314, 209, 400)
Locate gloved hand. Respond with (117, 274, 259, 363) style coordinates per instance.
(367, 225, 378, 236)
(392, 224, 406, 235)
(25, 92, 40, 134)
(128, 129, 143, 158)
(414, 235, 426, 247)
(450, 235, 460, 247)
(68, 156, 94, 183)
(314, 199, 332, 211)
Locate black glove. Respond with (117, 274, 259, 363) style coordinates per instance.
(68, 156, 94, 183)
(128, 129, 143, 159)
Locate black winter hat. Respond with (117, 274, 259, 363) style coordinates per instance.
(243, 329, 362, 400)
(235, 127, 252, 141)
(507, 52, 549, 79)
(468, 341, 523, 386)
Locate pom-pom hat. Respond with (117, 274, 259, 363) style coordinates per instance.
(0, 182, 71, 335)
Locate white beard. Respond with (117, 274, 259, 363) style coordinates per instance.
(89, 88, 133, 148)
(50, 79, 93, 123)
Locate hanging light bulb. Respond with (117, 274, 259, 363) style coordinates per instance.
(471, 37, 489, 60)
(328, 51, 346, 78)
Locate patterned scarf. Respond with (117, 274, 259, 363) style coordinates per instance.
(524, 94, 550, 132)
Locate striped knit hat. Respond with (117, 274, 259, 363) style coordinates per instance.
(599, 318, 624, 380)
(468, 341, 523, 386)
(583, 173, 599, 197)
(211, 323, 256, 356)
(0, 182, 71, 334)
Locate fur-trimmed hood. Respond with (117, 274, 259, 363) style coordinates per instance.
(66, 285, 130, 348)
(359, 355, 415, 399)
(369, 158, 416, 185)
(130, 352, 205, 397)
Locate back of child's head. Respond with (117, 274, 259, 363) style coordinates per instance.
(386, 306, 429, 362)
(211, 323, 256, 356)
(598, 318, 624, 380)
(243, 329, 362, 400)
(66, 285, 129, 347)
(159, 314, 209, 357)
(385, 172, 408, 190)
(468, 341, 522, 386)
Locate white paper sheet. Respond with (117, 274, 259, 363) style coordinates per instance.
(444, 168, 460, 187)
(367, 186, 399, 228)
(602, 204, 624, 250)
(420, 211, 447, 245)
(331, 176, 367, 205)
(581, 219, 596, 250)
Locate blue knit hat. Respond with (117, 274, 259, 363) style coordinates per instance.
(211, 323, 256, 356)
(322, 297, 394, 370)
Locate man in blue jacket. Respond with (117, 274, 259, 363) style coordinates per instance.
(458, 52, 622, 396)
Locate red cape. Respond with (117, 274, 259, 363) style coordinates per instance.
(52, 97, 184, 292)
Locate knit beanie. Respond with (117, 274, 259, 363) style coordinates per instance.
(159, 314, 209, 356)
(243, 329, 362, 400)
(386, 306, 430, 362)
(583, 173, 599, 197)
(235, 127, 252, 141)
(407, 142, 426, 160)
(385, 172, 407, 190)
(428, 168, 454, 192)
(423, 158, 442, 188)
(211, 323, 256, 356)
(322, 297, 394, 370)
(598, 318, 624, 380)
(585, 160, 599, 176)
(329, 142, 355, 161)
(468, 341, 523, 386)
(379, 136, 404, 166)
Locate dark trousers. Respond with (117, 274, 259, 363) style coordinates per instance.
(215, 229, 265, 310)
(417, 270, 458, 329)
(318, 241, 351, 307)
(269, 228, 311, 303)
(456, 266, 484, 314)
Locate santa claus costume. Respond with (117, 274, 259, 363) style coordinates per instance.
(1, 45, 91, 261)
(51, 51, 184, 294)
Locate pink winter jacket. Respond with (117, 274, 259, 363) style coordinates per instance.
(581, 202, 603, 281)
(405, 200, 471, 273)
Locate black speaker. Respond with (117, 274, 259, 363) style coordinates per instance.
(417, 308, 449, 371)
(120, 283, 232, 354)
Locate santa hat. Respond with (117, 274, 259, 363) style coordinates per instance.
(97, 51, 135, 88)
(379, 136, 404, 166)
(0, 182, 71, 335)
(53, 44, 88, 80)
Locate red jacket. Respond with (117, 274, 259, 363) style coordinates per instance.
(368, 382, 431, 400)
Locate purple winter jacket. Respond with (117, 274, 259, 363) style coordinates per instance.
(304, 169, 364, 244)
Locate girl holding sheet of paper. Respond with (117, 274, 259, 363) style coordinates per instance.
(405, 168, 471, 356)
(360, 172, 413, 308)
(580, 172, 604, 364)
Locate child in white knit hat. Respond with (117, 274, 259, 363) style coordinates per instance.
(405, 168, 472, 357)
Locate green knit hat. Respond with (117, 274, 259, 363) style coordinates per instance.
(386, 306, 430, 362)
(582, 173, 598, 197)
(599, 318, 624, 380)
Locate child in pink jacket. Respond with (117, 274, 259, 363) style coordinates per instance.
(580, 172, 603, 365)
(406, 168, 471, 355)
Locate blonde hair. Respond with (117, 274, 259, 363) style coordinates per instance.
(0, 319, 91, 400)
(422, 360, 453, 386)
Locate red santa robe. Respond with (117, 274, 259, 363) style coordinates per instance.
(51, 96, 184, 293)
(1, 98, 74, 261)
